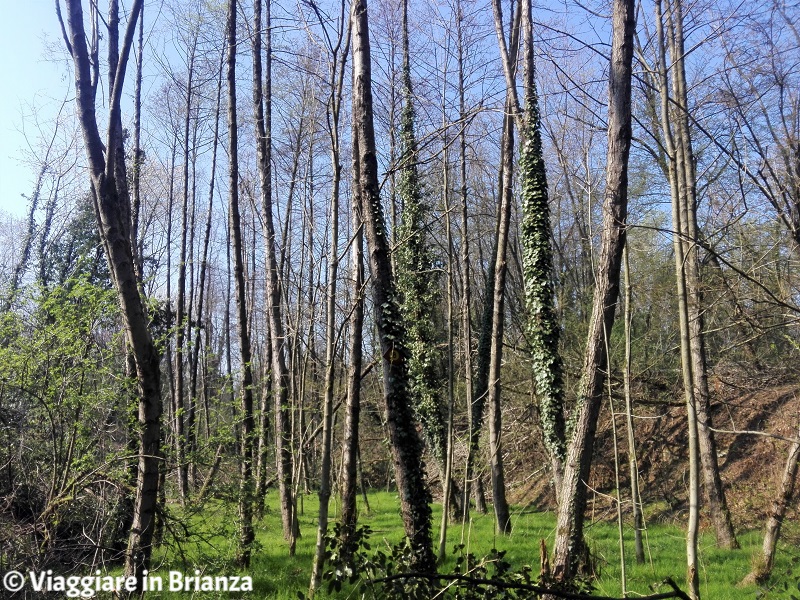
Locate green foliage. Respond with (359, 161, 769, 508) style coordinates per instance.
(394, 47, 447, 461)
(41, 199, 111, 289)
(520, 71, 566, 463)
(0, 276, 131, 568)
(318, 522, 577, 600)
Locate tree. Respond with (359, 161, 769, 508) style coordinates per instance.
(552, 0, 636, 581)
(224, 0, 257, 567)
(310, 0, 350, 591)
(394, 0, 451, 504)
(519, 0, 566, 499)
(58, 0, 162, 587)
(350, 0, 435, 571)
(252, 0, 298, 549)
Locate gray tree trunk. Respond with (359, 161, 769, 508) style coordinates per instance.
(487, 98, 515, 536)
(666, 0, 738, 551)
(225, 0, 256, 568)
(350, 0, 435, 571)
(552, 0, 635, 581)
(60, 0, 161, 587)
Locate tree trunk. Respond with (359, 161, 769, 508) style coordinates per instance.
(655, 1, 699, 594)
(350, 0, 435, 571)
(339, 168, 365, 557)
(310, 3, 350, 590)
(61, 0, 161, 587)
(174, 36, 196, 501)
(455, 0, 478, 521)
(623, 245, 645, 564)
(225, 0, 256, 568)
(552, 0, 635, 581)
(487, 97, 515, 536)
(252, 0, 297, 550)
(666, 0, 738, 550)
(741, 429, 800, 585)
(519, 0, 566, 500)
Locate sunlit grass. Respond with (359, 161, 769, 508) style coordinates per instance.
(140, 490, 799, 598)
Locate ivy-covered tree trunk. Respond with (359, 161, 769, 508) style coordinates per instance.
(351, 0, 435, 571)
(395, 0, 462, 515)
(519, 0, 566, 500)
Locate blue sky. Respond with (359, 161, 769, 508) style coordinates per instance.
(0, 2, 69, 218)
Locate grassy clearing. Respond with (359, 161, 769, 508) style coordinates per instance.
(140, 491, 799, 599)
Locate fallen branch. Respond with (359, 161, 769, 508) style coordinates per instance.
(367, 572, 691, 600)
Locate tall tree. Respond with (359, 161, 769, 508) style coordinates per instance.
(667, 0, 738, 551)
(350, 0, 435, 571)
(310, 0, 350, 591)
(483, 0, 522, 535)
(552, 0, 636, 581)
(519, 0, 566, 499)
(225, 0, 257, 567)
(252, 0, 298, 549)
(395, 0, 453, 506)
(58, 0, 162, 587)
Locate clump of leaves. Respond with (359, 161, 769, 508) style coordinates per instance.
(309, 523, 595, 599)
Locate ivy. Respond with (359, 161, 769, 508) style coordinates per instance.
(393, 27, 447, 463)
(519, 64, 567, 465)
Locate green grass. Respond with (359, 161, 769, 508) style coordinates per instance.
(138, 491, 800, 599)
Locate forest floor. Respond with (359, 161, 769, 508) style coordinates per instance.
(506, 376, 800, 531)
(140, 377, 800, 598)
(146, 487, 800, 599)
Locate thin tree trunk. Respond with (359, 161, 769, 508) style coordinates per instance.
(130, 6, 144, 282)
(455, 0, 478, 522)
(252, 0, 297, 549)
(340, 128, 365, 558)
(174, 36, 196, 501)
(552, 0, 635, 581)
(225, 0, 256, 568)
(188, 48, 224, 496)
(623, 244, 645, 564)
(61, 0, 160, 588)
(350, 0, 434, 571)
(655, 1, 698, 594)
(487, 96, 514, 536)
(666, 0, 738, 550)
(311, 3, 350, 589)
(438, 137, 456, 561)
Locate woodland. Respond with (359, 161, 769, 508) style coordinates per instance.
(0, 0, 799, 598)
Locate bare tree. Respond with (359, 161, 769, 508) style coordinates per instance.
(350, 0, 435, 571)
(58, 0, 162, 586)
(552, 0, 636, 581)
(224, 0, 257, 567)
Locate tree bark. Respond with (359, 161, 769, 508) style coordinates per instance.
(252, 0, 298, 549)
(225, 0, 256, 568)
(61, 0, 161, 587)
(350, 0, 435, 571)
(552, 0, 635, 581)
(666, 0, 738, 550)
(655, 1, 699, 594)
(623, 245, 645, 564)
(487, 97, 515, 536)
(310, 2, 350, 590)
